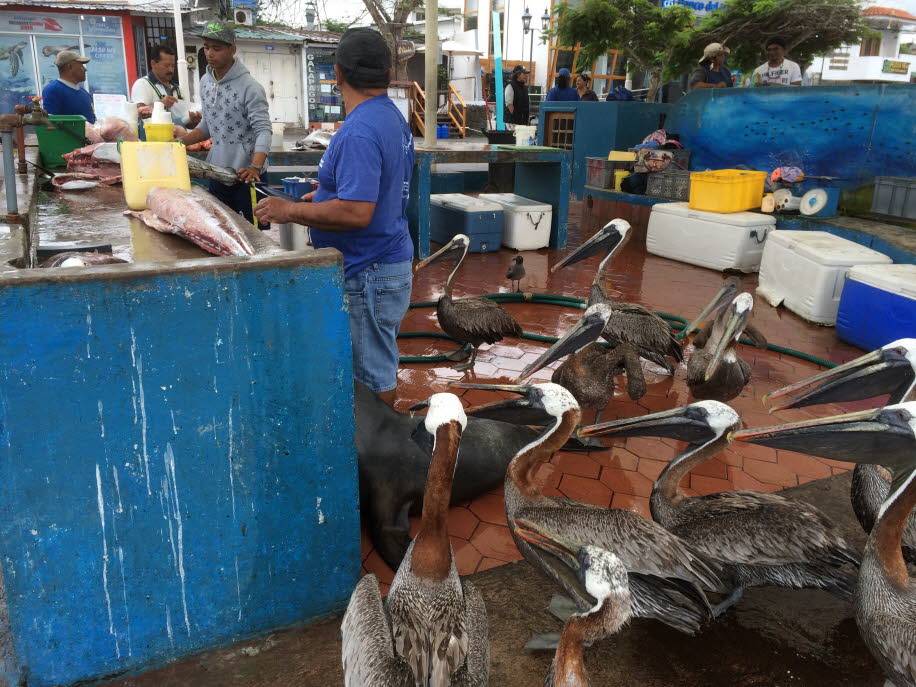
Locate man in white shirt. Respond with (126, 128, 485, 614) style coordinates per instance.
(130, 44, 201, 127)
(753, 37, 802, 87)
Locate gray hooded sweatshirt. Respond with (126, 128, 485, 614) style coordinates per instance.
(197, 58, 272, 174)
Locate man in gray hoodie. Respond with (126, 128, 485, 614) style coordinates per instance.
(180, 21, 272, 224)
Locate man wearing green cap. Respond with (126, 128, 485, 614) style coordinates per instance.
(180, 21, 271, 223)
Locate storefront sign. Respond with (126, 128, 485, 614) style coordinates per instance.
(662, 0, 728, 16)
(882, 60, 910, 75)
(396, 40, 416, 63)
(86, 37, 128, 95)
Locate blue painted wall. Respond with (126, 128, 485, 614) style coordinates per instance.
(0, 253, 360, 687)
(667, 84, 916, 186)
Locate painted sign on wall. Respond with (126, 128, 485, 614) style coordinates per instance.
(882, 59, 910, 74)
(662, 0, 729, 17)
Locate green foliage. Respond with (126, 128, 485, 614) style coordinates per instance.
(668, 0, 869, 76)
(323, 18, 354, 33)
(901, 43, 914, 56)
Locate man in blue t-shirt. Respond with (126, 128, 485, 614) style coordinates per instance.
(41, 50, 95, 124)
(255, 28, 414, 405)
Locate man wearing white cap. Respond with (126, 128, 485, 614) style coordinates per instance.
(41, 50, 95, 123)
(689, 43, 733, 91)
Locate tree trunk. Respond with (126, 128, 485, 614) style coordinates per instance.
(378, 25, 409, 81)
(646, 68, 661, 103)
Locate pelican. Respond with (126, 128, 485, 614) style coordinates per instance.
(550, 220, 683, 373)
(342, 393, 489, 686)
(514, 520, 631, 687)
(450, 381, 722, 639)
(733, 404, 916, 687)
(580, 401, 861, 615)
(764, 338, 916, 564)
(516, 303, 646, 423)
(415, 234, 522, 371)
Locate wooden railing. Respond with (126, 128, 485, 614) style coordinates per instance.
(409, 81, 467, 138)
(446, 83, 467, 138)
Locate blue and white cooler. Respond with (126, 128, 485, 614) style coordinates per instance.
(837, 264, 916, 351)
(429, 194, 504, 253)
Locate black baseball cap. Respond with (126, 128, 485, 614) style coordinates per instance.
(512, 64, 530, 74)
(336, 28, 391, 87)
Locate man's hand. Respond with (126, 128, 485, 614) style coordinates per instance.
(255, 197, 295, 224)
(187, 111, 202, 127)
(716, 82, 726, 88)
(238, 166, 261, 183)
(302, 190, 316, 202)
(161, 95, 178, 109)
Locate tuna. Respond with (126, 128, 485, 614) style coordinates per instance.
(125, 187, 255, 257)
(62, 143, 122, 181)
(40, 252, 129, 267)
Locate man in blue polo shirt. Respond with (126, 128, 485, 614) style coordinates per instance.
(254, 28, 413, 405)
(42, 50, 95, 124)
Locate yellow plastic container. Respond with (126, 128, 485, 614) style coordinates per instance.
(120, 142, 192, 210)
(608, 150, 637, 162)
(612, 170, 631, 190)
(144, 122, 174, 142)
(688, 169, 768, 213)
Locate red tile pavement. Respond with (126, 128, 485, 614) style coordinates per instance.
(361, 199, 868, 587)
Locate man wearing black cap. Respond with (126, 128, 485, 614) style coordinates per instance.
(503, 64, 530, 126)
(255, 28, 414, 406)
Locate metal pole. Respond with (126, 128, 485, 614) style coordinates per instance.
(173, 0, 190, 99)
(2, 131, 19, 215)
(423, 0, 438, 147)
(529, 30, 534, 76)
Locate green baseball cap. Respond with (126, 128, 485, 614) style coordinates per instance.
(201, 20, 236, 46)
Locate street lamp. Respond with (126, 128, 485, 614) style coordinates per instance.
(521, 8, 533, 75)
(522, 7, 532, 33)
(541, 8, 550, 31)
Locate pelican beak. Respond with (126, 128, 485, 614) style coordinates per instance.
(414, 237, 466, 271)
(408, 399, 430, 418)
(704, 304, 751, 381)
(730, 406, 916, 489)
(514, 519, 583, 571)
(763, 345, 916, 412)
(579, 405, 715, 443)
(448, 382, 550, 425)
(516, 309, 609, 381)
(551, 221, 628, 273)
(681, 278, 740, 340)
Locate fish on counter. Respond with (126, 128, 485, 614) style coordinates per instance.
(186, 157, 239, 185)
(51, 172, 121, 190)
(125, 187, 255, 257)
(40, 252, 129, 268)
(61, 143, 122, 182)
(294, 129, 334, 150)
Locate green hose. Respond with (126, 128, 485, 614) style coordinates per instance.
(398, 293, 837, 369)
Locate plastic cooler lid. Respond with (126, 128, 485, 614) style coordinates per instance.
(847, 264, 916, 300)
(430, 193, 503, 212)
(478, 193, 552, 212)
(650, 201, 776, 227)
(766, 231, 893, 266)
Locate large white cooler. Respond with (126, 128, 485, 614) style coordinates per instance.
(646, 202, 776, 272)
(756, 231, 892, 325)
(479, 193, 553, 250)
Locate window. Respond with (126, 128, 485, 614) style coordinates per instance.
(465, 14, 478, 30)
(144, 16, 176, 62)
(860, 36, 881, 57)
(414, 10, 425, 21)
(465, 0, 478, 11)
(488, 11, 505, 55)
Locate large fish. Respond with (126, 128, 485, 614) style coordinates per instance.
(41, 252, 128, 267)
(125, 187, 255, 257)
(186, 157, 239, 185)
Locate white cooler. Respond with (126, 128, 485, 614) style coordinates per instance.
(479, 193, 552, 250)
(646, 202, 775, 272)
(756, 231, 892, 325)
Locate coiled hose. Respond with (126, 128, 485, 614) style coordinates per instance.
(397, 292, 838, 369)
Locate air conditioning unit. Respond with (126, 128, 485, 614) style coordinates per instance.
(234, 8, 254, 25)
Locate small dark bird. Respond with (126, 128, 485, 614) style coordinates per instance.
(506, 254, 525, 293)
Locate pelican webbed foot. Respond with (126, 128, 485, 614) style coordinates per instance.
(711, 587, 745, 618)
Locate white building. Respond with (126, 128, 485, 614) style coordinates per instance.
(809, 5, 916, 84)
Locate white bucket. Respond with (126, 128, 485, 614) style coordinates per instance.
(271, 123, 285, 150)
(514, 125, 537, 146)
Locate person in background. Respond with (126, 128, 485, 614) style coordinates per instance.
(41, 50, 94, 123)
(503, 64, 530, 126)
(253, 28, 413, 406)
(753, 37, 802, 86)
(130, 44, 201, 128)
(179, 22, 271, 224)
(689, 43, 733, 91)
(545, 67, 579, 102)
(575, 73, 598, 101)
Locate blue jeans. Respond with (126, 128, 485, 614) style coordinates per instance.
(345, 260, 413, 393)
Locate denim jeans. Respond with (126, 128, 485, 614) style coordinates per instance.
(345, 260, 413, 393)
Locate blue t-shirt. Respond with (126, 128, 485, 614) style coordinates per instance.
(42, 79, 96, 124)
(309, 94, 415, 279)
(545, 86, 580, 102)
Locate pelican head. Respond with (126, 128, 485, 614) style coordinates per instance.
(763, 338, 916, 412)
(409, 392, 467, 455)
(704, 293, 754, 381)
(448, 381, 579, 426)
(681, 276, 741, 339)
(414, 234, 470, 272)
(551, 219, 631, 273)
(516, 303, 614, 381)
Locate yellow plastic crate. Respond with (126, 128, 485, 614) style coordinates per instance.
(608, 150, 637, 162)
(688, 169, 768, 213)
(612, 170, 631, 190)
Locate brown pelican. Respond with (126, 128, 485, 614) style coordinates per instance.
(763, 338, 916, 565)
(450, 381, 723, 638)
(514, 520, 631, 687)
(686, 292, 767, 402)
(733, 404, 916, 687)
(505, 254, 525, 292)
(415, 234, 522, 371)
(342, 393, 489, 686)
(580, 401, 862, 615)
(550, 220, 682, 373)
(516, 303, 646, 422)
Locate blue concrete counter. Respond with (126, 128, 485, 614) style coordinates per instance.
(0, 249, 360, 687)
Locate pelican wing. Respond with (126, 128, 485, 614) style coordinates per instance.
(450, 296, 523, 343)
(602, 306, 683, 366)
(671, 491, 861, 568)
(452, 581, 490, 687)
(341, 575, 412, 687)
